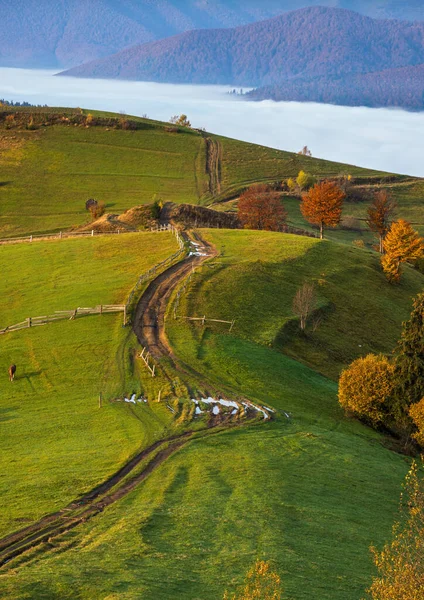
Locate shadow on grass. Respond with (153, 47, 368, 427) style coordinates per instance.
(0, 407, 17, 422)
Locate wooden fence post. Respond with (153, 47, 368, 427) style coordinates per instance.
(27, 317, 31, 328)
(123, 305, 127, 326)
(91, 230, 94, 237)
(99, 392, 102, 409)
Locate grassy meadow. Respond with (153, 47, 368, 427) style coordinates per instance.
(0, 107, 423, 599)
(0, 124, 208, 237)
(0, 107, 408, 239)
(172, 230, 423, 379)
(0, 326, 410, 599)
(0, 232, 178, 537)
(0, 230, 421, 598)
(0, 232, 177, 325)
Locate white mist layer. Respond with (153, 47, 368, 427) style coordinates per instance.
(1, 68, 423, 177)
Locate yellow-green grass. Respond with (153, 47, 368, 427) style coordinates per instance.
(171, 229, 424, 380)
(0, 232, 178, 537)
(0, 107, 406, 239)
(0, 125, 208, 237)
(217, 135, 398, 201)
(0, 317, 176, 539)
(0, 339, 410, 599)
(0, 232, 177, 326)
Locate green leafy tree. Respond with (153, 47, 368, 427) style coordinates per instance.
(392, 293, 424, 413)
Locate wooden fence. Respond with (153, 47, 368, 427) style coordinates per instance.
(125, 225, 186, 323)
(177, 316, 235, 331)
(0, 223, 181, 246)
(0, 305, 126, 335)
(139, 346, 156, 378)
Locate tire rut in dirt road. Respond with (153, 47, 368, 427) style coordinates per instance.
(0, 232, 216, 569)
(0, 433, 193, 568)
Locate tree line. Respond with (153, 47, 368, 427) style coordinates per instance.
(237, 178, 424, 283)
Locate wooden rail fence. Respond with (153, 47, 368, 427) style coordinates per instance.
(0, 223, 182, 246)
(177, 316, 235, 331)
(0, 225, 186, 335)
(0, 305, 126, 335)
(125, 225, 185, 323)
(139, 346, 156, 377)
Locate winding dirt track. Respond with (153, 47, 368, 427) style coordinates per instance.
(0, 231, 220, 569)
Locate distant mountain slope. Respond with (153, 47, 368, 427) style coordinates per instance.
(1, 1, 424, 69)
(60, 7, 424, 87)
(248, 64, 424, 110)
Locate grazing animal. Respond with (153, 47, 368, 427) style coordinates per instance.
(8, 364, 16, 382)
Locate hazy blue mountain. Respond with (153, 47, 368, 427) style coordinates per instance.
(59, 8, 424, 80)
(1, 0, 424, 69)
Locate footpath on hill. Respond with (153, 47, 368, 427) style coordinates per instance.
(0, 229, 272, 570)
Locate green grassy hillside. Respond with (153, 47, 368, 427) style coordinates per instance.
(0, 108, 423, 599)
(0, 232, 177, 325)
(0, 232, 178, 538)
(0, 230, 421, 599)
(174, 230, 423, 379)
(0, 107, 407, 239)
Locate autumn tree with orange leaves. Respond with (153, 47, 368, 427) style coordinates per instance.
(367, 460, 424, 599)
(367, 190, 397, 254)
(300, 180, 345, 239)
(238, 184, 287, 231)
(224, 560, 284, 600)
(381, 220, 424, 283)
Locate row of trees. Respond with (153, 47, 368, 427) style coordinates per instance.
(338, 293, 424, 449)
(238, 182, 423, 282)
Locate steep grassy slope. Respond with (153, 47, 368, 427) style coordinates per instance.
(0, 121, 208, 237)
(171, 230, 424, 380)
(0, 232, 178, 537)
(0, 233, 415, 599)
(1, 107, 403, 239)
(217, 136, 394, 198)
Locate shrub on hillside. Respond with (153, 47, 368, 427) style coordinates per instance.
(338, 354, 395, 425)
(89, 201, 105, 221)
(367, 460, 424, 599)
(224, 560, 284, 600)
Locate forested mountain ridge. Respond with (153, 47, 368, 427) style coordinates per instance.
(1, 0, 424, 69)
(60, 7, 424, 85)
(248, 64, 424, 110)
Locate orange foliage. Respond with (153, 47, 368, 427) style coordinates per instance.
(409, 398, 424, 447)
(381, 219, 424, 283)
(300, 180, 345, 239)
(368, 461, 424, 599)
(224, 560, 283, 600)
(338, 354, 395, 425)
(238, 184, 287, 231)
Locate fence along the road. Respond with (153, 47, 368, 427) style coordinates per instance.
(0, 305, 126, 335)
(125, 225, 186, 323)
(0, 223, 180, 245)
(1, 225, 186, 334)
